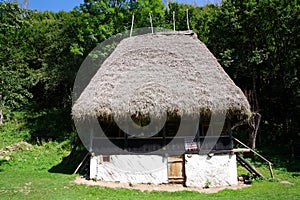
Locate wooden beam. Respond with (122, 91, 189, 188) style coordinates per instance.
(73, 153, 90, 174)
(233, 137, 272, 164)
(208, 148, 250, 156)
(236, 153, 264, 178)
(233, 137, 274, 179)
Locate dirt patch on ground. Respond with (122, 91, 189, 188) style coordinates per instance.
(74, 177, 251, 193)
(0, 142, 32, 160)
(280, 180, 294, 185)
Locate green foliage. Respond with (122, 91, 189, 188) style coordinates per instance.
(0, 1, 299, 199)
(23, 11, 84, 109)
(0, 112, 30, 148)
(0, 3, 37, 113)
(134, 0, 166, 28)
(207, 0, 300, 143)
(0, 0, 300, 152)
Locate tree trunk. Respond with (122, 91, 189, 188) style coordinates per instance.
(248, 113, 261, 149)
(0, 109, 3, 125)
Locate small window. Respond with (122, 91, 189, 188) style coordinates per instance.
(98, 155, 112, 164)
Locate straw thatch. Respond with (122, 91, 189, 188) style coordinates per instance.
(72, 31, 251, 122)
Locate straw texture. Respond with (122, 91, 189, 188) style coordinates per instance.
(72, 31, 251, 122)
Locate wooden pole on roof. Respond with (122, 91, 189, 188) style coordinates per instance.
(130, 13, 134, 37)
(186, 9, 190, 30)
(149, 13, 154, 34)
(173, 11, 176, 32)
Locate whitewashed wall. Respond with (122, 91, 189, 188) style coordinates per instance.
(90, 154, 238, 187)
(185, 154, 238, 187)
(90, 155, 168, 185)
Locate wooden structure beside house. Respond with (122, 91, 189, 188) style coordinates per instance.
(72, 31, 252, 187)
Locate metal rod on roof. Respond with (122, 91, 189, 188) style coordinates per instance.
(186, 9, 190, 31)
(149, 13, 154, 34)
(173, 11, 176, 32)
(130, 13, 134, 37)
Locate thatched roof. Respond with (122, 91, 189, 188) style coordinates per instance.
(72, 31, 251, 122)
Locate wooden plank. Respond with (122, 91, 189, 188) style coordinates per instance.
(168, 156, 185, 184)
(233, 137, 272, 164)
(168, 180, 184, 183)
(232, 148, 251, 153)
(210, 148, 251, 155)
(168, 177, 184, 179)
(236, 154, 264, 178)
(168, 157, 183, 162)
(73, 153, 90, 174)
(92, 136, 233, 155)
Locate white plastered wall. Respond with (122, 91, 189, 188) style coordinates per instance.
(90, 155, 168, 185)
(185, 154, 238, 187)
(90, 154, 238, 187)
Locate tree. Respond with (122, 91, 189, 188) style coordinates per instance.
(207, 0, 300, 146)
(0, 2, 36, 124)
(134, 0, 165, 28)
(23, 11, 85, 108)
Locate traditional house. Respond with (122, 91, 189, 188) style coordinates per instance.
(72, 31, 251, 187)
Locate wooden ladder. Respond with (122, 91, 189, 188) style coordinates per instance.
(233, 137, 274, 179)
(236, 153, 264, 178)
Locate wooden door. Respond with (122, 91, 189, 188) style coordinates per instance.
(168, 156, 185, 184)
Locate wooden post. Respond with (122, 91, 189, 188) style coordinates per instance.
(269, 163, 274, 179)
(163, 125, 166, 150)
(173, 11, 176, 32)
(196, 121, 200, 153)
(89, 128, 94, 153)
(227, 121, 233, 148)
(0, 101, 4, 125)
(149, 13, 154, 34)
(130, 14, 134, 37)
(73, 153, 90, 174)
(124, 123, 129, 150)
(186, 9, 190, 31)
(0, 108, 3, 125)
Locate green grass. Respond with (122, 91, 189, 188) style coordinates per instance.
(1, 142, 299, 200)
(1, 118, 300, 199)
(0, 112, 31, 149)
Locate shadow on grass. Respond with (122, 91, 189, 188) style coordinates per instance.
(0, 159, 7, 165)
(0, 160, 10, 172)
(7, 105, 91, 175)
(24, 106, 74, 145)
(271, 157, 300, 173)
(8, 103, 74, 146)
(48, 146, 89, 175)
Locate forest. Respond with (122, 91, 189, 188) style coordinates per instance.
(0, 0, 299, 153)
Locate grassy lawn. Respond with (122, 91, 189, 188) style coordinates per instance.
(1, 121, 300, 199)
